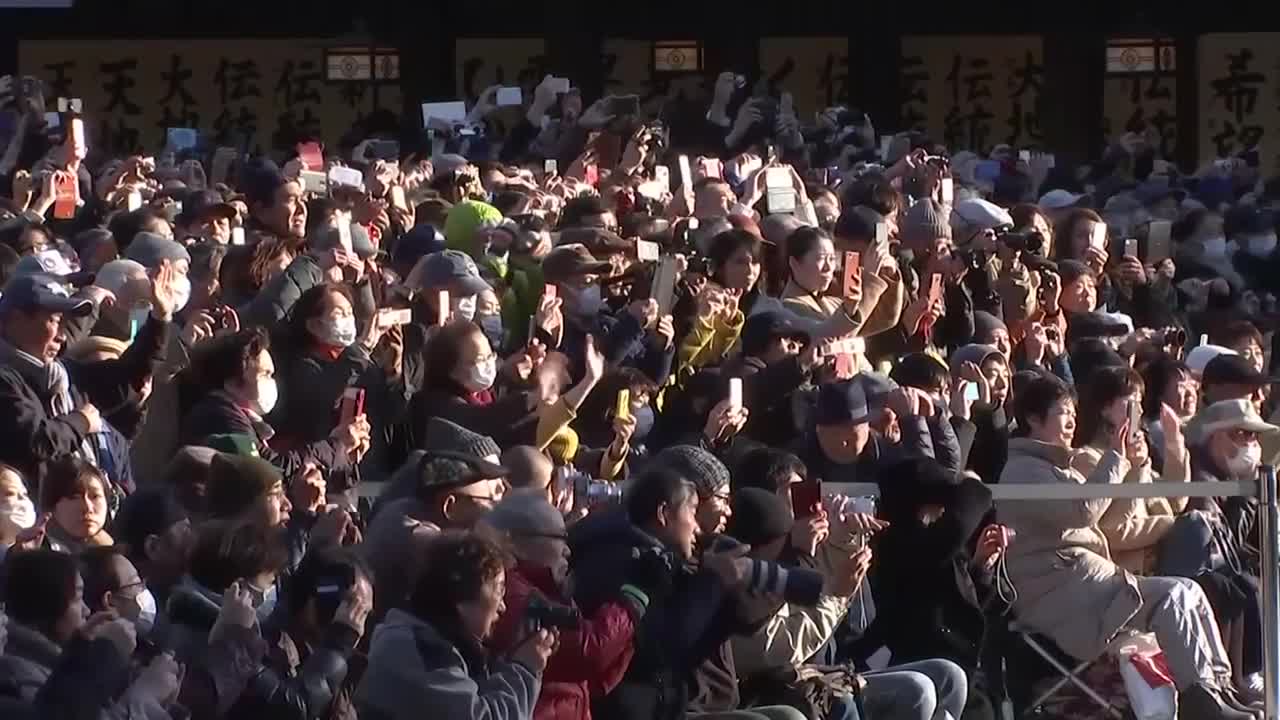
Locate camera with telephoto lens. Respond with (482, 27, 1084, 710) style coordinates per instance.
(574, 473, 622, 504)
(1155, 327, 1188, 348)
(525, 595, 581, 631)
(998, 228, 1045, 255)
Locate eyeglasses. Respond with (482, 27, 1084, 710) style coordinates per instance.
(1228, 428, 1261, 445)
(454, 493, 499, 506)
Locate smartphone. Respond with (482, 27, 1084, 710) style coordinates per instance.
(1090, 222, 1107, 250)
(296, 141, 323, 170)
(126, 190, 142, 212)
(615, 388, 631, 422)
(211, 146, 237, 185)
(339, 387, 366, 425)
(654, 165, 670, 193)
(636, 239, 660, 262)
(874, 221, 888, 247)
(790, 477, 822, 519)
(390, 184, 407, 210)
(300, 170, 327, 195)
(765, 167, 796, 214)
(68, 97, 81, 114)
(677, 154, 693, 193)
(377, 307, 412, 327)
(544, 158, 557, 175)
(496, 86, 523, 106)
(53, 173, 77, 219)
(1123, 237, 1139, 260)
(927, 273, 943, 305)
(166, 127, 198, 152)
(1128, 398, 1142, 436)
(1147, 220, 1172, 264)
(728, 377, 743, 410)
(963, 381, 980, 403)
(1200, 334, 1209, 347)
(231, 227, 245, 246)
(938, 177, 954, 205)
(548, 77, 570, 94)
(1018, 150, 1031, 163)
(584, 163, 599, 187)
(69, 117, 86, 159)
(843, 252, 861, 299)
(436, 289, 449, 326)
(56, 97, 67, 113)
(651, 256, 679, 317)
(698, 157, 724, 180)
(328, 165, 364, 190)
(543, 283, 557, 301)
(879, 135, 892, 162)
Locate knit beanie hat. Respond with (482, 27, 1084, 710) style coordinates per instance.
(900, 198, 951, 250)
(207, 452, 283, 519)
(653, 445, 730, 497)
(727, 488, 793, 548)
(972, 311, 1008, 344)
(424, 417, 501, 459)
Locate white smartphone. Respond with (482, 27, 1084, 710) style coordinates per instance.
(728, 377, 743, 410)
(231, 227, 245, 246)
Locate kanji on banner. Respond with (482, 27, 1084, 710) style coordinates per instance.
(758, 37, 849, 121)
(20, 39, 403, 155)
(899, 35, 1044, 154)
(1199, 33, 1276, 171)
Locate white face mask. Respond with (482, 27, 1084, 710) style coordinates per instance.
(462, 355, 497, 392)
(1226, 440, 1263, 478)
(170, 273, 192, 312)
(0, 496, 35, 530)
(132, 588, 157, 634)
(451, 294, 477, 322)
(255, 377, 279, 416)
(1245, 233, 1278, 258)
(321, 316, 357, 347)
(1202, 236, 1228, 258)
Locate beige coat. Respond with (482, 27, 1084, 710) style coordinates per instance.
(998, 438, 1143, 661)
(1073, 444, 1189, 575)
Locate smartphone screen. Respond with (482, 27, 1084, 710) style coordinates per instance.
(544, 158, 558, 175)
(543, 283, 557, 300)
(1090, 222, 1107, 250)
(615, 389, 631, 421)
(231, 227, 245, 246)
(728, 377, 743, 410)
(790, 477, 822, 519)
(651, 257, 678, 317)
(963, 381, 980, 403)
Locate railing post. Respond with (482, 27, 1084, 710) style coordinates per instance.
(1259, 465, 1280, 720)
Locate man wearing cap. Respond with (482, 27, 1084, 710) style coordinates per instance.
(361, 449, 508, 622)
(1201, 354, 1271, 415)
(720, 311, 824, 446)
(0, 265, 181, 479)
(242, 159, 307, 244)
(405, 249, 491, 325)
(545, 243, 674, 384)
(176, 189, 237, 245)
(126, 231, 193, 311)
(1038, 189, 1085, 224)
(794, 379, 935, 486)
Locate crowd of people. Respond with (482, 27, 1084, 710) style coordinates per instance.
(0, 66, 1275, 720)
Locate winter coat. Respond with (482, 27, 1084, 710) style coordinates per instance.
(996, 438, 1141, 662)
(409, 384, 539, 450)
(489, 561, 642, 720)
(355, 609, 540, 720)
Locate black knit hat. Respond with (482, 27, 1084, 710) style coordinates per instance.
(726, 488, 793, 547)
(424, 417, 502, 459)
(207, 452, 283, 518)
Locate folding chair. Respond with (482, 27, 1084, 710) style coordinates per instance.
(1006, 620, 1128, 720)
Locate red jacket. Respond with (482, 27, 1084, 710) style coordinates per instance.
(490, 562, 639, 720)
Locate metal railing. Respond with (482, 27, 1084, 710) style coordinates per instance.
(826, 470, 1279, 720)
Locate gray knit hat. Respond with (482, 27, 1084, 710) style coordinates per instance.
(653, 445, 730, 497)
(900, 198, 952, 250)
(424, 417, 501, 459)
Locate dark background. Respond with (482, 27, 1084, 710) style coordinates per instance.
(0, 1, 1268, 166)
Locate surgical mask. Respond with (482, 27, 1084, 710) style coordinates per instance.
(255, 378, 279, 416)
(563, 284, 603, 318)
(1226, 441, 1263, 478)
(251, 582, 278, 622)
(462, 355, 497, 393)
(321, 316, 357, 347)
(0, 496, 35, 530)
(1202, 236, 1228, 258)
(133, 588, 157, 634)
(478, 314, 504, 349)
(451, 294, 477, 322)
(1245, 232, 1278, 258)
(171, 274, 192, 312)
(128, 305, 150, 342)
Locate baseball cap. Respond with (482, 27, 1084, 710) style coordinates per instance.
(405, 249, 490, 294)
(814, 380, 869, 426)
(178, 190, 237, 227)
(1038, 189, 1085, 211)
(1202, 354, 1275, 388)
(13, 249, 94, 286)
(1186, 345, 1237, 375)
(0, 273, 93, 316)
(1186, 398, 1280, 445)
(541, 244, 612, 284)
